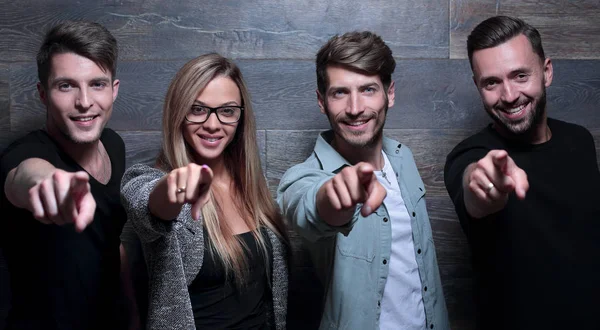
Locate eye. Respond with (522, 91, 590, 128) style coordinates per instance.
(58, 82, 73, 91)
(91, 81, 108, 89)
(218, 107, 237, 117)
(191, 105, 208, 114)
(515, 73, 529, 81)
(331, 90, 346, 98)
(363, 87, 375, 94)
(483, 80, 498, 90)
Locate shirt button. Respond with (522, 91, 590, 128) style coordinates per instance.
(383, 217, 388, 223)
(424, 286, 428, 292)
(383, 259, 387, 265)
(417, 249, 422, 254)
(377, 300, 381, 307)
(412, 212, 416, 217)
(395, 150, 399, 154)
(430, 324, 434, 329)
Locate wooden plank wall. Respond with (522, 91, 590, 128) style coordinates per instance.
(1, 1, 599, 329)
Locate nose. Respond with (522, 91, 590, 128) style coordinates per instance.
(75, 88, 93, 110)
(346, 92, 364, 116)
(202, 111, 220, 131)
(500, 82, 519, 104)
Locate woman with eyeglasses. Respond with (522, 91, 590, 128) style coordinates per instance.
(121, 53, 289, 330)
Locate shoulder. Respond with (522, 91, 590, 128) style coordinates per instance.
(0, 130, 60, 172)
(549, 118, 593, 139)
(123, 163, 164, 182)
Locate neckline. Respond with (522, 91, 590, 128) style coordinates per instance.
(41, 129, 115, 187)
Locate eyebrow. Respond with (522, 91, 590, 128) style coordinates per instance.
(328, 82, 381, 92)
(50, 76, 112, 85)
(192, 101, 241, 107)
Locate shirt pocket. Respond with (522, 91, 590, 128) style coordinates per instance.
(335, 213, 376, 262)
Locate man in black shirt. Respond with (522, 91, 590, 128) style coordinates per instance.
(0, 21, 136, 329)
(444, 16, 600, 329)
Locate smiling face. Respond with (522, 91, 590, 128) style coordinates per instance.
(39, 52, 119, 145)
(318, 65, 394, 153)
(472, 34, 553, 140)
(183, 75, 241, 166)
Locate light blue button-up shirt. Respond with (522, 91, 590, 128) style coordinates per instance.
(277, 131, 449, 330)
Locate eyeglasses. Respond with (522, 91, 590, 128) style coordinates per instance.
(185, 105, 244, 124)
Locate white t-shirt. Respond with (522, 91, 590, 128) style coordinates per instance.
(376, 152, 426, 330)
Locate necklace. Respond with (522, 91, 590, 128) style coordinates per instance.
(380, 169, 392, 185)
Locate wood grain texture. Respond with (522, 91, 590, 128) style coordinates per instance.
(9, 59, 599, 135)
(0, 0, 448, 62)
(450, 0, 600, 59)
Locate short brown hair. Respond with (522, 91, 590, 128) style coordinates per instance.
(316, 31, 396, 96)
(467, 16, 545, 68)
(37, 21, 118, 87)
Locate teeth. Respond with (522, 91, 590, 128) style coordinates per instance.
(73, 117, 94, 122)
(203, 137, 220, 142)
(348, 121, 366, 126)
(506, 104, 525, 114)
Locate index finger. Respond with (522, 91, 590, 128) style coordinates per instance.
(355, 163, 375, 186)
(361, 180, 386, 217)
(491, 150, 509, 174)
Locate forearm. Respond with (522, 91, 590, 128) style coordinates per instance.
(4, 158, 56, 209)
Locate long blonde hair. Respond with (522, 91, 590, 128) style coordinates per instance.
(157, 53, 289, 285)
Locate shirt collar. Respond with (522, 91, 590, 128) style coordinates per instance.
(313, 130, 403, 173)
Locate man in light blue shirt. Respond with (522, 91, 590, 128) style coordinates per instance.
(277, 31, 449, 329)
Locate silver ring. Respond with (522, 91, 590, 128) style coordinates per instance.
(176, 187, 186, 194)
(486, 182, 494, 192)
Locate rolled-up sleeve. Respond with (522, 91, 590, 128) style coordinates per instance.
(120, 164, 171, 243)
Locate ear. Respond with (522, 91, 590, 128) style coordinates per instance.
(111, 79, 120, 102)
(37, 82, 48, 106)
(386, 81, 395, 108)
(317, 89, 326, 114)
(543, 58, 553, 87)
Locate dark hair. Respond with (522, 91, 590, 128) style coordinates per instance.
(37, 21, 118, 87)
(467, 16, 545, 68)
(316, 31, 396, 96)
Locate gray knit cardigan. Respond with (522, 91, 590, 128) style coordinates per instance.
(120, 164, 288, 330)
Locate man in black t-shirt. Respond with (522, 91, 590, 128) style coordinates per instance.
(0, 21, 136, 329)
(444, 16, 600, 329)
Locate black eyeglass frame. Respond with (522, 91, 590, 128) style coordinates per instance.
(184, 106, 244, 124)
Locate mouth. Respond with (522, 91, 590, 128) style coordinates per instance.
(341, 117, 372, 130)
(497, 101, 530, 119)
(71, 115, 98, 122)
(200, 136, 223, 143)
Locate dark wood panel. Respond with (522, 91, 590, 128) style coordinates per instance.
(0, 0, 448, 62)
(118, 131, 161, 168)
(0, 64, 8, 132)
(10, 59, 599, 134)
(450, 0, 600, 59)
(427, 196, 475, 329)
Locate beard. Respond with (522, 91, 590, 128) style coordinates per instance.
(486, 84, 547, 137)
(323, 100, 388, 149)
